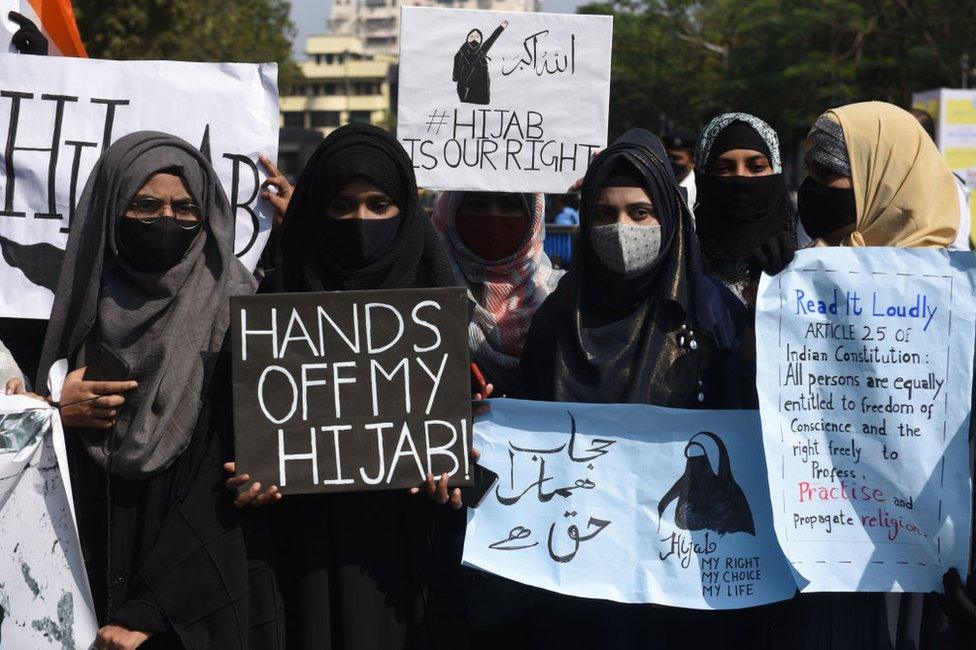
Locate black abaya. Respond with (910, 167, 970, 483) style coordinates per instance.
(270, 123, 466, 650)
(69, 351, 283, 648)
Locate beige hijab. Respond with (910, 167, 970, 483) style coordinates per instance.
(818, 101, 957, 248)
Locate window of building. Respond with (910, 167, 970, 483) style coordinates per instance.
(310, 111, 341, 127)
(283, 112, 305, 128)
(349, 111, 372, 124)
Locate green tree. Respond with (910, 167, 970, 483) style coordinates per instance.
(72, 0, 301, 89)
(579, 0, 976, 167)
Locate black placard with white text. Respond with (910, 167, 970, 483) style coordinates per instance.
(231, 288, 472, 495)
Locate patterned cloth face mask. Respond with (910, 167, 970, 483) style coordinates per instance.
(589, 223, 662, 275)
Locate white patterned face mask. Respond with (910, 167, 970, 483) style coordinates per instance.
(589, 223, 662, 275)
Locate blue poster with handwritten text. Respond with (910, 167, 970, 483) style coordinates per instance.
(463, 399, 799, 609)
(756, 248, 975, 593)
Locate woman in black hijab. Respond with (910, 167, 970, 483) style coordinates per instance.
(34, 131, 268, 648)
(517, 129, 757, 649)
(519, 128, 741, 408)
(265, 123, 467, 650)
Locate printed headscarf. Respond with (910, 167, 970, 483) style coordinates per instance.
(431, 192, 560, 389)
(696, 112, 783, 174)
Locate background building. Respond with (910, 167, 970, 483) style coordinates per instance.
(279, 35, 395, 137)
(328, 0, 541, 56)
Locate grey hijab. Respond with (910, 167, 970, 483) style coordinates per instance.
(37, 131, 257, 478)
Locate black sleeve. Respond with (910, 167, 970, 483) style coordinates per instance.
(111, 356, 251, 647)
(515, 302, 556, 400)
(481, 24, 506, 54)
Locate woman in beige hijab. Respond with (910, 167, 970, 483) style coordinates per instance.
(769, 101, 967, 649)
(796, 100, 957, 248)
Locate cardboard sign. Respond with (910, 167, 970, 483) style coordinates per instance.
(397, 7, 612, 193)
(756, 248, 975, 593)
(0, 54, 279, 319)
(463, 399, 798, 609)
(231, 288, 474, 495)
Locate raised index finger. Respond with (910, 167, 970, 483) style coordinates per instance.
(259, 155, 282, 179)
(87, 379, 138, 395)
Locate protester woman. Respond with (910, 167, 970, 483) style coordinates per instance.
(33, 131, 270, 649)
(517, 128, 755, 649)
(693, 112, 796, 306)
(251, 123, 470, 650)
(519, 128, 743, 408)
(768, 102, 960, 650)
(431, 191, 560, 396)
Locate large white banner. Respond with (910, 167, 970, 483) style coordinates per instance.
(463, 399, 798, 609)
(397, 7, 611, 193)
(756, 248, 975, 593)
(0, 394, 97, 648)
(0, 55, 279, 319)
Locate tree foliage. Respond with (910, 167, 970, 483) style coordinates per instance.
(579, 0, 976, 165)
(72, 0, 301, 88)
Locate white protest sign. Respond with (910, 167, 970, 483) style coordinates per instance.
(463, 399, 798, 609)
(756, 248, 975, 593)
(0, 54, 279, 319)
(0, 395, 97, 648)
(397, 7, 611, 193)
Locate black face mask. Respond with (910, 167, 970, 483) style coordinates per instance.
(117, 217, 201, 272)
(695, 174, 792, 262)
(797, 176, 856, 240)
(317, 215, 402, 269)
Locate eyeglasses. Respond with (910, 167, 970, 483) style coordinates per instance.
(126, 197, 204, 229)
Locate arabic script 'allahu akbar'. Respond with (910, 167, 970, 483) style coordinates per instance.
(501, 30, 576, 77)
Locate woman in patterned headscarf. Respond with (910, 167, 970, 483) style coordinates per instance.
(693, 112, 797, 307)
(431, 191, 560, 396)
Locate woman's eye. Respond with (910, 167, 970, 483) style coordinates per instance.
(330, 200, 352, 214)
(632, 208, 654, 220)
(131, 198, 162, 213)
(369, 201, 392, 213)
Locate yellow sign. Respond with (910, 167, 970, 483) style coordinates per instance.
(946, 99, 976, 125)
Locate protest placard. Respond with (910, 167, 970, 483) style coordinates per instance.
(397, 7, 612, 193)
(756, 248, 975, 592)
(231, 288, 473, 495)
(463, 399, 798, 609)
(0, 395, 97, 648)
(0, 54, 279, 319)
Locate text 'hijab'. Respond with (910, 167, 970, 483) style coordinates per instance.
(37, 131, 256, 478)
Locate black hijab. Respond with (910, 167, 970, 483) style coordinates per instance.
(519, 129, 737, 406)
(275, 123, 457, 292)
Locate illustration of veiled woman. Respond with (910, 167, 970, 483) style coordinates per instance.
(658, 431, 755, 536)
(453, 21, 508, 104)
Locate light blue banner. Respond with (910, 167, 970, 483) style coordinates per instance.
(463, 399, 798, 609)
(756, 248, 975, 592)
